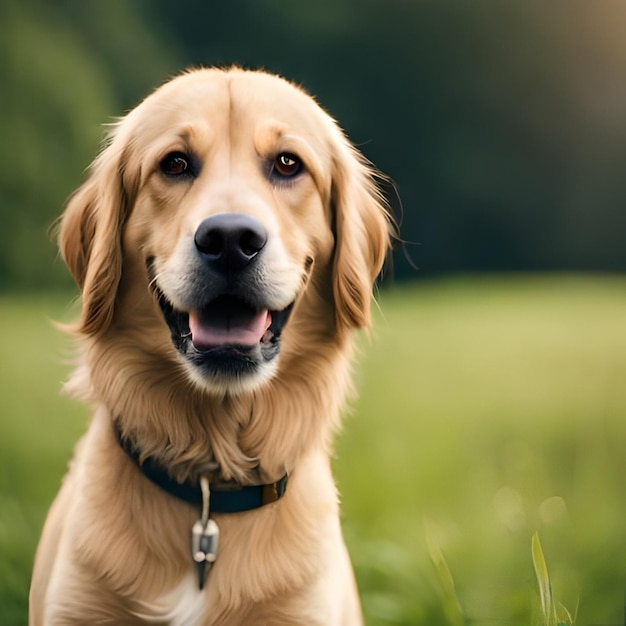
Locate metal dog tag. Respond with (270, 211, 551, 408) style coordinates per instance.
(191, 474, 219, 590)
(192, 517, 219, 590)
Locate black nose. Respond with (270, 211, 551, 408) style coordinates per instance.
(194, 213, 268, 272)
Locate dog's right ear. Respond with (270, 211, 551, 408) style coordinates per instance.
(58, 135, 135, 337)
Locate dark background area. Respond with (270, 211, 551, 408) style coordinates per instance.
(2, 0, 626, 290)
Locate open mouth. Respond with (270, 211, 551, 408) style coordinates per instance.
(189, 295, 272, 350)
(156, 289, 294, 377)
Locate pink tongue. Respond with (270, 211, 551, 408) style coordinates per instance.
(189, 309, 272, 350)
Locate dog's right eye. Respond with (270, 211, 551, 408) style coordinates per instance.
(160, 152, 190, 177)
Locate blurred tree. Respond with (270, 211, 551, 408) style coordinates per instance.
(0, 1, 110, 288)
(0, 0, 181, 289)
(2, 0, 626, 289)
(143, 0, 626, 276)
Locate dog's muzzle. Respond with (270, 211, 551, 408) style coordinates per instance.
(151, 213, 295, 383)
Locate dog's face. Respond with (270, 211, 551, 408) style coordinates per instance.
(59, 69, 390, 393)
(127, 72, 336, 388)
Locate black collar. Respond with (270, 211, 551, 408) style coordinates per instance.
(116, 426, 288, 514)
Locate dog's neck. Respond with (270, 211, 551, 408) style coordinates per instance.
(76, 332, 354, 483)
(114, 420, 290, 513)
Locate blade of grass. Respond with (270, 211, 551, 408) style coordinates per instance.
(532, 532, 576, 625)
(556, 600, 574, 625)
(532, 532, 556, 624)
(425, 520, 464, 626)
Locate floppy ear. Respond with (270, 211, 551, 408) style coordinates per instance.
(331, 136, 393, 338)
(58, 136, 135, 337)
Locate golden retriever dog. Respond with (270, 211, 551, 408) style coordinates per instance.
(30, 67, 392, 625)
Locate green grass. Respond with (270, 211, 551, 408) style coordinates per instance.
(532, 531, 577, 625)
(0, 293, 85, 623)
(2, 276, 626, 625)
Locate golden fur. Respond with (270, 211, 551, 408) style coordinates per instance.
(30, 67, 392, 625)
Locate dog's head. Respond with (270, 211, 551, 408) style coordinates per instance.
(58, 68, 392, 394)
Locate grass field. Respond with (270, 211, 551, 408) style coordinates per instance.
(2, 276, 626, 625)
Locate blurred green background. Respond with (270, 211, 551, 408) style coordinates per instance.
(1, 1, 625, 624)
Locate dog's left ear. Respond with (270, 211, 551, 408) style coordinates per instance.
(331, 135, 393, 338)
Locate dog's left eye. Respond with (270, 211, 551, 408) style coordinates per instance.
(160, 152, 190, 177)
(273, 153, 302, 179)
